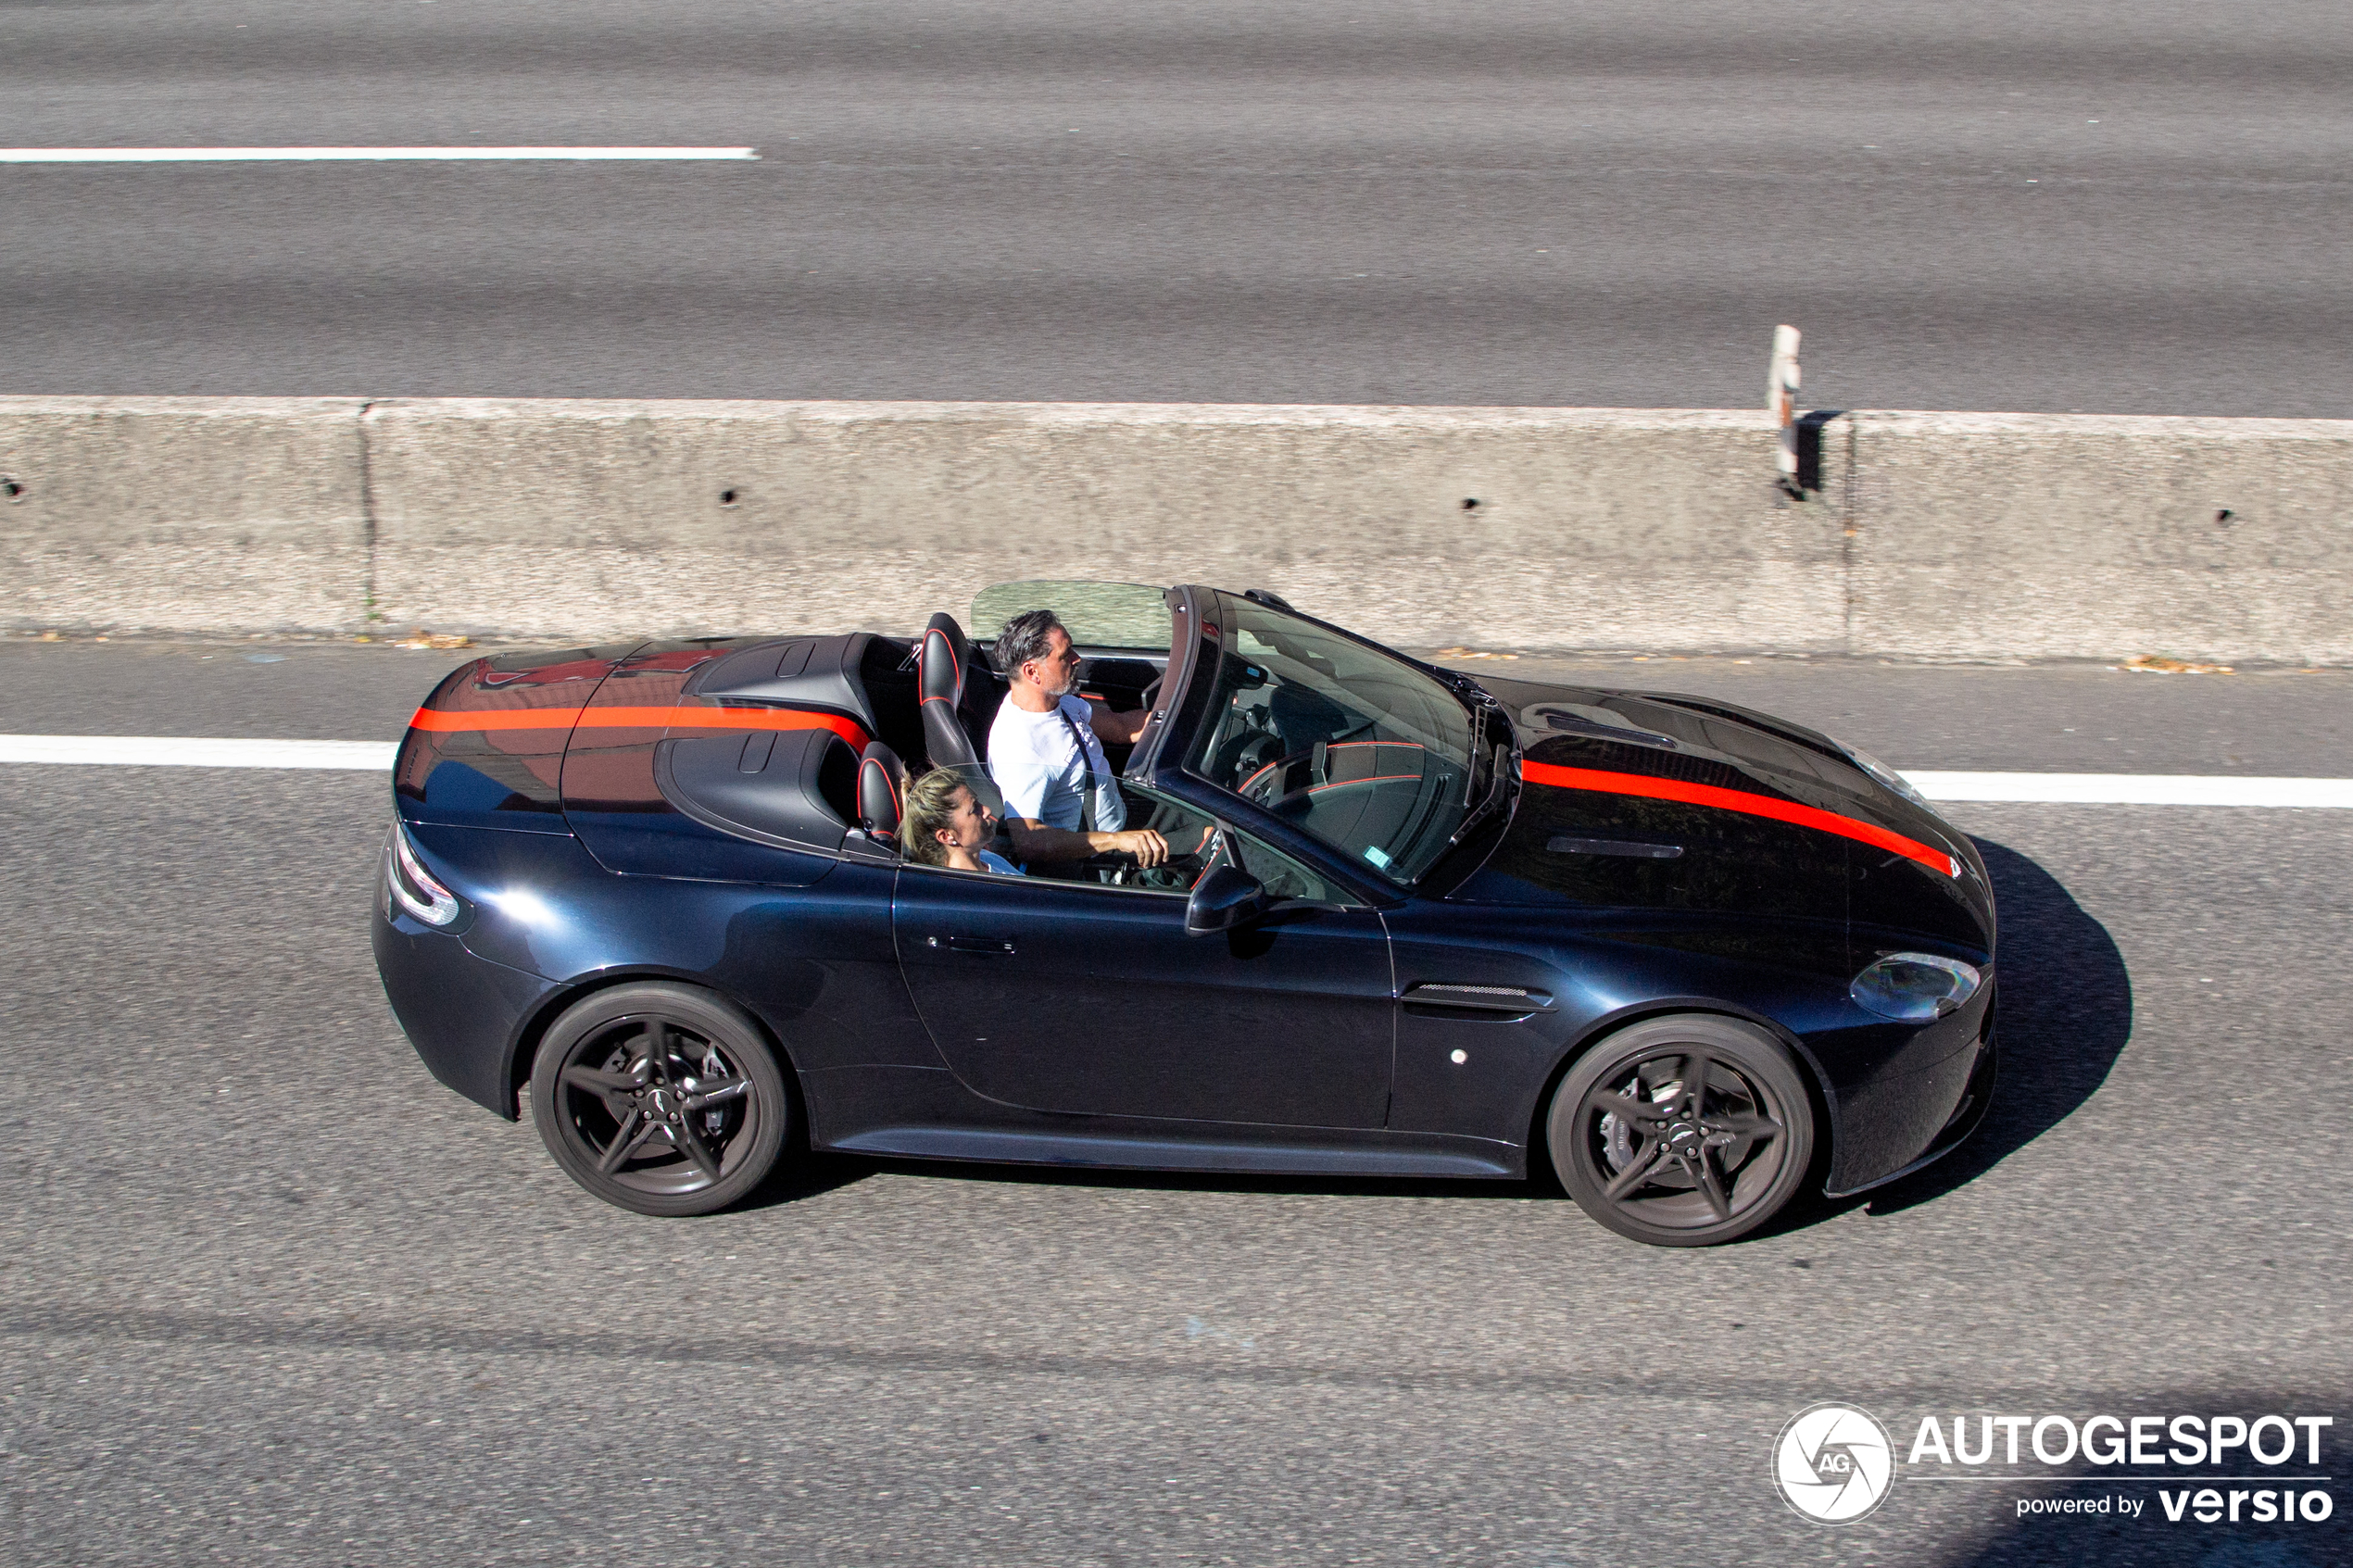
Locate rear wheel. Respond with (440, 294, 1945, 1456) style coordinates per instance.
(529, 983, 789, 1217)
(1548, 1014, 1814, 1247)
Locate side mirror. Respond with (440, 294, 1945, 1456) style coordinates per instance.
(1185, 865, 1268, 935)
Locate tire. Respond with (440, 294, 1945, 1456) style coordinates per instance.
(528, 983, 791, 1217)
(1547, 1014, 1815, 1247)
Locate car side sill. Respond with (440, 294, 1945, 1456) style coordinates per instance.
(830, 1125, 1519, 1180)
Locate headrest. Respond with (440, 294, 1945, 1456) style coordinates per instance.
(919, 611, 966, 709)
(856, 742, 904, 836)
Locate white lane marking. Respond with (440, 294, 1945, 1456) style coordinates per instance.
(1, 738, 2347, 805)
(0, 147, 758, 162)
(0, 736, 396, 769)
(1904, 771, 2353, 807)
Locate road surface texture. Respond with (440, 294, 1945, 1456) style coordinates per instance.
(4, 0, 2350, 414)
(1, 639, 2347, 1563)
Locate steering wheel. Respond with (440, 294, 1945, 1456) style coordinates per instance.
(1103, 822, 1225, 890)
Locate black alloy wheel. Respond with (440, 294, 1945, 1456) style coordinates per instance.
(529, 983, 790, 1217)
(1547, 1014, 1815, 1247)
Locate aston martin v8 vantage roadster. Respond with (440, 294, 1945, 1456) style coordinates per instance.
(374, 581, 1994, 1246)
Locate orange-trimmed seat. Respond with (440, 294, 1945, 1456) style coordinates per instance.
(916, 611, 1005, 814)
(856, 742, 905, 841)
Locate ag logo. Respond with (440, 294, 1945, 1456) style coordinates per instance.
(1773, 1401, 1895, 1524)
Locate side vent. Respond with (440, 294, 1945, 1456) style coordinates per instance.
(1402, 983, 1554, 1018)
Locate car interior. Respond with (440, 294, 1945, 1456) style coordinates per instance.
(670, 601, 1208, 890)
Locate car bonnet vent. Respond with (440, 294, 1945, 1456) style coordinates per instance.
(1547, 834, 1684, 859)
(1522, 704, 1679, 750)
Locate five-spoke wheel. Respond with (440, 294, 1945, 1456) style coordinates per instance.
(529, 983, 789, 1216)
(1547, 1015, 1814, 1246)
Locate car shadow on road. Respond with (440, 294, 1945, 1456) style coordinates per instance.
(739, 1151, 877, 1209)
(1845, 833, 2133, 1221)
(739, 1128, 1550, 1210)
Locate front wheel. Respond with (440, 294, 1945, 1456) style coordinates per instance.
(529, 983, 790, 1217)
(1547, 1015, 1815, 1247)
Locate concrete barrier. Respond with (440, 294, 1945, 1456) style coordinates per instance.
(1843, 411, 2353, 663)
(0, 396, 368, 634)
(362, 400, 1845, 651)
(2, 396, 2347, 662)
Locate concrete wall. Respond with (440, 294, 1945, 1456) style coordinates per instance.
(3, 396, 2347, 662)
(0, 396, 368, 634)
(1844, 411, 2353, 663)
(361, 401, 1845, 652)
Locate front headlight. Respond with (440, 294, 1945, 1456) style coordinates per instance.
(386, 822, 464, 928)
(1836, 739, 1930, 809)
(1851, 952, 1982, 1022)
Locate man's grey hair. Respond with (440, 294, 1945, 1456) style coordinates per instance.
(995, 609, 1066, 678)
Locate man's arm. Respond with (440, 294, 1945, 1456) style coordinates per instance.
(1086, 701, 1153, 746)
(1005, 817, 1171, 867)
(996, 703, 1164, 863)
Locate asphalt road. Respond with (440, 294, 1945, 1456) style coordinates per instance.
(2, 641, 2347, 1564)
(5, 0, 2351, 414)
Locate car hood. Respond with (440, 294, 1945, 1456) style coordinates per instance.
(1456, 673, 1994, 949)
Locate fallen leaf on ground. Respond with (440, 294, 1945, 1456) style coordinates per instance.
(2119, 655, 2233, 674)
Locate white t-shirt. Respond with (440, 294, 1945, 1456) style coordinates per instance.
(988, 694, 1127, 833)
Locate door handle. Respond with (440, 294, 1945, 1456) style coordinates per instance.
(931, 935, 1016, 956)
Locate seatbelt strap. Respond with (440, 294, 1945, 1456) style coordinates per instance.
(1054, 703, 1105, 834)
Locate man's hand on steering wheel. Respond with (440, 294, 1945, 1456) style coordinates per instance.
(1105, 828, 1171, 867)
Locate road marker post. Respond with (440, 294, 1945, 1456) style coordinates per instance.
(1770, 324, 1803, 497)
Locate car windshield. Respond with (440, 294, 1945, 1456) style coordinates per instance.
(1185, 594, 1478, 884)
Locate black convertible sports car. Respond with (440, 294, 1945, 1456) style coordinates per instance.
(374, 581, 1994, 1246)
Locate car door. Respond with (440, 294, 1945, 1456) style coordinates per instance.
(892, 790, 1396, 1128)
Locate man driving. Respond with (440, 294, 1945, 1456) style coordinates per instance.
(987, 609, 1170, 868)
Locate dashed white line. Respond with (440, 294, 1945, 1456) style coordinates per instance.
(0, 147, 758, 163)
(1902, 771, 2353, 808)
(0, 736, 396, 769)
(2, 737, 2349, 806)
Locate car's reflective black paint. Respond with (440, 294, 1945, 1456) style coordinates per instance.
(374, 586, 1995, 1221)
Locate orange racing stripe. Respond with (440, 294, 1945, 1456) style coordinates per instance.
(1521, 759, 1957, 877)
(410, 705, 871, 748)
(409, 707, 581, 732)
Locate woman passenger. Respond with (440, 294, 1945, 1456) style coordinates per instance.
(899, 768, 1025, 875)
